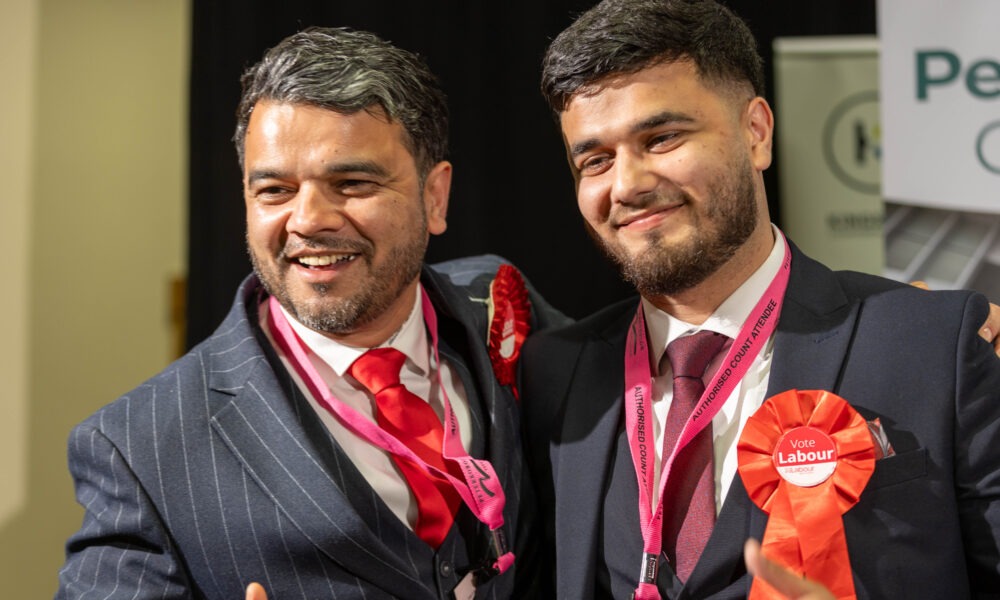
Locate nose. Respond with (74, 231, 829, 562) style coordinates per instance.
(286, 184, 346, 236)
(610, 151, 657, 205)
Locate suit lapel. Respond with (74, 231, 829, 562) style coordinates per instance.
(681, 244, 859, 597)
(556, 306, 635, 600)
(766, 244, 858, 397)
(421, 266, 519, 503)
(421, 264, 528, 567)
(205, 279, 432, 599)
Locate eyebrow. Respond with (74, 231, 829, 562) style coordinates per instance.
(325, 160, 390, 179)
(568, 110, 695, 159)
(246, 160, 390, 186)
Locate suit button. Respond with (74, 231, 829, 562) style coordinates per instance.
(439, 560, 453, 578)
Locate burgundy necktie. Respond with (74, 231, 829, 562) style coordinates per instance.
(661, 331, 727, 582)
(349, 347, 461, 548)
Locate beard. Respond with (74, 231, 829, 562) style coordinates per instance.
(249, 216, 428, 336)
(590, 155, 759, 297)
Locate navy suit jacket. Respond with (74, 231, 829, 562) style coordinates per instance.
(58, 256, 567, 599)
(522, 243, 1000, 599)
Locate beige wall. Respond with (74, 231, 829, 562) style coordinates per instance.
(0, 0, 39, 538)
(0, 0, 189, 596)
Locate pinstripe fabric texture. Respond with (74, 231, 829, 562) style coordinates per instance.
(57, 255, 567, 600)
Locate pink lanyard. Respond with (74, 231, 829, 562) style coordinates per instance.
(266, 291, 513, 573)
(625, 238, 791, 600)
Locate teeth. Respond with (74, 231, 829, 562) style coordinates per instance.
(298, 254, 357, 266)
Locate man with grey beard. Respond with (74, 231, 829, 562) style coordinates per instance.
(56, 27, 565, 600)
(521, 0, 1000, 598)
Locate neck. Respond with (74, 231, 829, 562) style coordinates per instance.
(646, 224, 775, 325)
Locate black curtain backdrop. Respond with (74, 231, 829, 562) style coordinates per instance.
(187, 0, 875, 349)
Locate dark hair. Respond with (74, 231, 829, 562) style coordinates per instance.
(541, 0, 764, 113)
(233, 27, 448, 179)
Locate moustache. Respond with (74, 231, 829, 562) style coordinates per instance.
(280, 235, 374, 260)
(609, 190, 689, 225)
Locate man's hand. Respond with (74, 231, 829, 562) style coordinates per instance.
(743, 539, 834, 600)
(245, 583, 267, 600)
(911, 281, 1000, 355)
(984, 302, 1000, 355)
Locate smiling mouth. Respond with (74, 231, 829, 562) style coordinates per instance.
(614, 204, 679, 229)
(295, 253, 360, 267)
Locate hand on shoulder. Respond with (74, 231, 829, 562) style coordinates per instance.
(911, 281, 1000, 356)
(983, 301, 1000, 355)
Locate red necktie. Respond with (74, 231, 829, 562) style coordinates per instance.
(349, 347, 461, 548)
(661, 331, 727, 582)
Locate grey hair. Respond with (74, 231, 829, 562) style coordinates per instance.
(233, 27, 448, 179)
(541, 0, 764, 114)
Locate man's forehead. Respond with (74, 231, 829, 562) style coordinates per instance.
(562, 60, 699, 106)
(248, 99, 392, 123)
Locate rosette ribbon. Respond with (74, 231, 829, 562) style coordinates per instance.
(487, 264, 531, 399)
(737, 389, 876, 600)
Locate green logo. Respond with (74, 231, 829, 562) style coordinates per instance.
(822, 90, 882, 194)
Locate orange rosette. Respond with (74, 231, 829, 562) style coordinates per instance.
(487, 264, 531, 400)
(737, 389, 875, 600)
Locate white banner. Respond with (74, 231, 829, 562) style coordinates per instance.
(878, 0, 1000, 213)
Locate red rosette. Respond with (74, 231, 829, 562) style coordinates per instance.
(737, 389, 876, 600)
(487, 265, 531, 400)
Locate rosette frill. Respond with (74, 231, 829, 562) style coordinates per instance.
(737, 389, 876, 600)
(486, 265, 531, 399)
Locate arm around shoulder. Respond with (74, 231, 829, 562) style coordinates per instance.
(954, 293, 1000, 591)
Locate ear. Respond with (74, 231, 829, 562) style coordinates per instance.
(745, 97, 774, 172)
(423, 160, 452, 235)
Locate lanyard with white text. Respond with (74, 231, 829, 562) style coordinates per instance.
(625, 237, 791, 600)
(267, 291, 513, 574)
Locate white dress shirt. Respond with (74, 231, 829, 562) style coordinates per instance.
(642, 228, 786, 511)
(261, 285, 472, 532)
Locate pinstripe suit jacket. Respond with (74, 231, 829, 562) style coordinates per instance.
(57, 255, 566, 600)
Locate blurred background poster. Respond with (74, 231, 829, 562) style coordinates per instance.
(773, 36, 883, 274)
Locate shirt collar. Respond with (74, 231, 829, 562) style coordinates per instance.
(278, 284, 431, 377)
(642, 225, 786, 374)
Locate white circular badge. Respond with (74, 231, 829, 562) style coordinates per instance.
(772, 426, 838, 487)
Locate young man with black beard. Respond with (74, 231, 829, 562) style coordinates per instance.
(522, 1, 1000, 598)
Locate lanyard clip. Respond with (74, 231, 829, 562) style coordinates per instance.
(638, 552, 659, 584)
(490, 528, 508, 558)
(474, 527, 512, 585)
